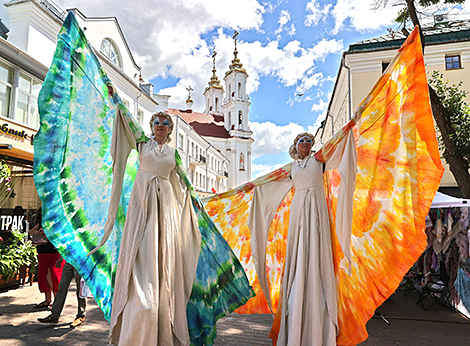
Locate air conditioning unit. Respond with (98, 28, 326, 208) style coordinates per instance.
(434, 14, 449, 25)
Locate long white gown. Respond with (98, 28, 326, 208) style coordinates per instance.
(276, 156, 337, 346)
(109, 140, 201, 346)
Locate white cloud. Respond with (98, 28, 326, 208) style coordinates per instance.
(297, 71, 324, 93)
(250, 121, 321, 158)
(251, 121, 304, 157)
(310, 98, 328, 112)
(305, 0, 331, 27)
(275, 10, 291, 34)
(233, 37, 343, 93)
(287, 24, 296, 36)
(311, 38, 344, 61)
(252, 163, 286, 178)
(331, 0, 397, 34)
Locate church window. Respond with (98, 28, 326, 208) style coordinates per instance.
(239, 153, 245, 171)
(238, 82, 242, 98)
(228, 111, 231, 129)
(228, 84, 232, 98)
(100, 38, 122, 68)
(238, 111, 243, 127)
(215, 97, 218, 112)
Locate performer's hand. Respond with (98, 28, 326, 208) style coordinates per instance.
(107, 85, 114, 98)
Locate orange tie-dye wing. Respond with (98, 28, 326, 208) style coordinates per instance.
(326, 27, 443, 345)
(204, 26, 443, 345)
(204, 165, 293, 314)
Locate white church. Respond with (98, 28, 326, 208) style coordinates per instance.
(163, 36, 254, 195)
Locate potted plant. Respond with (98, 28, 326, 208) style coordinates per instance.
(0, 230, 37, 288)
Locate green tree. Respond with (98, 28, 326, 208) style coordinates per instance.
(376, 0, 470, 197)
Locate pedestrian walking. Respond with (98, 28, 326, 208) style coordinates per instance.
(37, 260, 86, 327)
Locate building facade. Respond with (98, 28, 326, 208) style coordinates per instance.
(316, 19, 470, 197)
(0, 0, 158, 222)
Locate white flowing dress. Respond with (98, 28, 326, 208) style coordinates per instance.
(109, 140, 201, 346)
(276, 156, 337, 346)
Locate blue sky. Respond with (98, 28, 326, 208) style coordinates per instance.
(55, 0, 469, 177)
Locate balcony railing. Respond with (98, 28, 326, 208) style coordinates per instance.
(189, 155, 206, 165)
(218, 170, 229, 178)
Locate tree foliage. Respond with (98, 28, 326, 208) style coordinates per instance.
(393, 0, 465, 24)
(429, 71, 470, 165)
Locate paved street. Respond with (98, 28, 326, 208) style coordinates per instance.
(1, 281, 469, 345)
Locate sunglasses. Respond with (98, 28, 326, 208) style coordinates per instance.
(298, 138, 313, 144)
(153, 118, 170, 127)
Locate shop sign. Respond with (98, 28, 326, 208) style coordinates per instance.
(0, 123, 32, 142)
(0, 215, 24, 231)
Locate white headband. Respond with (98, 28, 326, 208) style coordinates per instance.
(296, 136, 313, 152)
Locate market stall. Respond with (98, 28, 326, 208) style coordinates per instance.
(414, 192, 470, 318)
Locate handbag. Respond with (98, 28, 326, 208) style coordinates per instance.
(79, 277, 92, 298)
(31, 232, 48, 246)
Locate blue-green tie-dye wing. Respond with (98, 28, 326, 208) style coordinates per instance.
(33, 12, 139, 321)
(34, 12, 254, 344)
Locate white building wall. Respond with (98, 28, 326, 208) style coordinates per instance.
(169, 115, 229, 194)
(72, 13, 140, 83)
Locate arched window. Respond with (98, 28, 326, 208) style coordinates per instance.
(228, 111, 231, 129)
(238, 111, 243, 127)
(228, 84, 232, 99)
(215, 97, 218, 112)
(100, 38, 122, 68)
(238, 82, 242, 97)
(239, 153, 245, 171)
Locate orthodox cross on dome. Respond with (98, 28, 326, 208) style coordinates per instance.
(211, 50, 217, 75)
(206, 50, 223, 90)
(227, 30, 246, 75)
(233, 31, 239, 57)
(186, 85, 193, 103)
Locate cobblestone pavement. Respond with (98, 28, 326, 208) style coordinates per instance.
(1, 282, 470, 345)
(0, 282, 273, 346)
